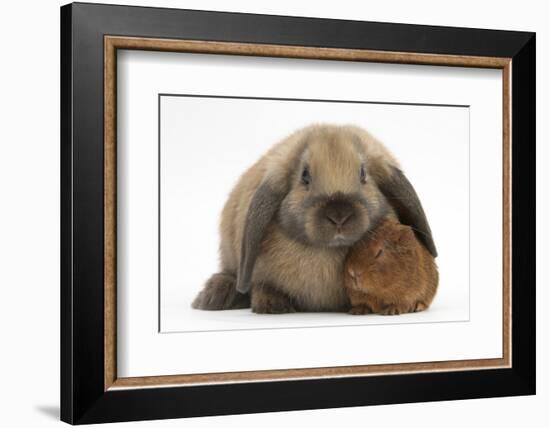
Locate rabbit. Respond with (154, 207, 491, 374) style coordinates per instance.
(344, 218, 438, 315)
(192, 124, 437, 313)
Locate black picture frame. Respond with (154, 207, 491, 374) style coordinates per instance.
(61, 2, 535, 424)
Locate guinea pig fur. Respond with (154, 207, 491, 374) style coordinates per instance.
(192, 124, 437, 314)
(344, 218, 438, 315)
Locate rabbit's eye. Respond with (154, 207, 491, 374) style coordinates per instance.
(301, 166, 311, 186)
(360, 164, 367, 184)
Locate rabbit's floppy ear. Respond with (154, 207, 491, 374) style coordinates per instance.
(236, 182, 285, 294)
(377, 166, 438, 257)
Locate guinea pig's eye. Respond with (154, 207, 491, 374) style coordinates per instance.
(360, 164, 367, 184)
(301, 166, 311, 186)
(374, 248, 383, 258)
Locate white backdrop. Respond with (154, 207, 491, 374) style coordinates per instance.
(0, 1, 546, 427)
(160, 95, 470, 332)
(118, 50, 502, 377)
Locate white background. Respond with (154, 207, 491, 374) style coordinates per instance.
(160, 91, 471, 333)
(0, 0, 546, 427)
(119, 51, 502, 377)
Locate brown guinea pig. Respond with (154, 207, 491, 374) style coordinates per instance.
(344, 218, 438, 315)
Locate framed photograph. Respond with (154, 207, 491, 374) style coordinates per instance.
(60, 2, 535, 424)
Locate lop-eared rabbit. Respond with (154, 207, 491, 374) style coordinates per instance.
(192, 124, 437, 313)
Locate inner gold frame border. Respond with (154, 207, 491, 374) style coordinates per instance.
(104, 35, 512, 391)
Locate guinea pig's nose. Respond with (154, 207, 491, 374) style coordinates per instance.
(325, 202, 353, 227)
(347, 267, 363, 289)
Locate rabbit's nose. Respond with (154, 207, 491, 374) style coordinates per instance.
(325, 203, 354, 227)
(326, 212, 352, 226)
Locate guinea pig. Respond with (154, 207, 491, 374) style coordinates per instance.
(192, 124, 437, 314)
(344, 218, 438, 315)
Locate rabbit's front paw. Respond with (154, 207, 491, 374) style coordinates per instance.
(251, 283, 296, 314)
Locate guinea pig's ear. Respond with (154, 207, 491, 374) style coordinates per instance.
(377, 166, 438, 257)
(236, 182, 285, 294)
(396, 225, 415, 244)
